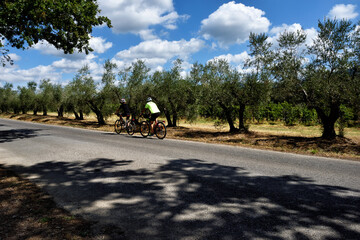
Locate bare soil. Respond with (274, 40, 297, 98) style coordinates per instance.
(0, 166, 126, 240)
(0, 113, 359, 239)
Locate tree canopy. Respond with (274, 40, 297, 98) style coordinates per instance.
(0, 0, 111, 66)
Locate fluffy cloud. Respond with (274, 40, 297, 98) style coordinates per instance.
(328, 4, 358, 19)
(0, 53, 103, 84)
(51, 54, 99, 73)
(98, 0, 188, 39)
(268, 23, 317, 48)
(8, 53, 21, 62)
(212, 52, 250, 64)
(89, 37, 113, 54)
(114, 38, 205, 69)
(0, 65, 61, 84)
(32, 37, 112, 59)
(200, 1, 270, 46)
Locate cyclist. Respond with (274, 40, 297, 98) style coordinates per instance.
(116, 98, 131, 123)
(142, 97, 160, 134)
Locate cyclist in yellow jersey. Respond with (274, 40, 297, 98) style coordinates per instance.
(142, 97, 160, 134)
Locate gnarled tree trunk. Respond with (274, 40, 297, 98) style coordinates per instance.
(315, 104, 340, 139)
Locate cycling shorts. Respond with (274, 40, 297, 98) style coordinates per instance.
(150, 112, 160, 121)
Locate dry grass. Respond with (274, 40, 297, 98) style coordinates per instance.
(0, 113, 359, 239)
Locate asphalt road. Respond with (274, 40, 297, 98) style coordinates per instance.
(1, 118, 360, 240)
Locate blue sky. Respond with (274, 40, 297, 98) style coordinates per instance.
(1, 0, 359, 88)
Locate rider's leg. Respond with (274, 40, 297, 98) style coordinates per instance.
(125, 115, 130, 127)
(150, 120, 154, 134)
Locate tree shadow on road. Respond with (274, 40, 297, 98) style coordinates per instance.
(0, 129, 42, 143)
(9, 158, 360, 240)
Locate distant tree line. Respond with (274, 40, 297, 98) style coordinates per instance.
(1, 18, 359, 139)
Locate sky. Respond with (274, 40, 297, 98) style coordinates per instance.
(1, 0, 359, 88)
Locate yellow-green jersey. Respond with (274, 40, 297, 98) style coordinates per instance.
(145, 101, 160, 114)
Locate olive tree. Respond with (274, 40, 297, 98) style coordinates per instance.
(150, 59, 196, 127)
(304, 19, 360, 139)
(194, 59, 239, 132)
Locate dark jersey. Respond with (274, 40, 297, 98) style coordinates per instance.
(119, 103, 131, 116)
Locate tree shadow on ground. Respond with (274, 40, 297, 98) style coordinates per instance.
(251, 135, 360, 155)
(9, 158, 360, 240)
(176, 129, 360, 158)
(0, 129, 42, 143)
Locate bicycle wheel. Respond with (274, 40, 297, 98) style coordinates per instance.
(114, 119, 125, 134)
(127, 121, 136, 135)
(155, 121, 167, 139)
(140, 121, 150, 137)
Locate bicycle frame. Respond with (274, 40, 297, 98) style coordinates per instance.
(140, 116, 167, 139)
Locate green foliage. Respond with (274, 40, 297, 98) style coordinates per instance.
(64, 65, 93, 119)
(338, 105, 354, 137)
(0, 0, 111, 65)
(0, 83, 18, 113)
(300, 107, 318, 126)
(304, 19, 359, 139)
(119, 60, 150, 114)
(195, 59, 239, 132)
(150, 59, 197, 126)
(244, 102, 319, 126)
(39, 79, 55, 116)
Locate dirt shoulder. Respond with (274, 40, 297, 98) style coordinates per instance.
(0, 166, 126, 240)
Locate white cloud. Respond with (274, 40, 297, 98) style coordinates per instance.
(0, 52, 104, 84)
(89, 37, 113, 54)
(0, 65, 61, 84)
(51, 54, 98, 73)
(268, 23, 317, 48)
(212, 52, 250, 64)
(209, 52, 252, 74)
(98, 0, 188, 39)
(114, 38, 205, 69)
(32, 36, 112, 59)
(304, 28, 318, 47)
(8, 53, 21, 62)
(200, 1, 270, 46)
(328, 4, 358, 19)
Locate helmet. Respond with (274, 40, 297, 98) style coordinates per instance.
(146, 97, 152, 102)
(120, 98, 126, 103)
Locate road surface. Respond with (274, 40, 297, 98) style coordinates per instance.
(1, 118, 360, 239)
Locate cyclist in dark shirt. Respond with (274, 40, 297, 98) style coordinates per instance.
(116, 98, 131, 121)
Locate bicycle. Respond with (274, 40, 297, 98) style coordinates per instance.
(126, 114, 142, 136)
(114, 114, 129, 134)
(139, 114, 167, 139)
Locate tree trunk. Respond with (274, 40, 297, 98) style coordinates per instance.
(164, 108, 173, 127)
(238, 103, 246, 131)
(88, 101, 105, 125)
(172, 114, 178, 127)
(79, 110, 84, 120)
(94, 110, 105, 125)
(315, 104, 340, 139)
(43, 106, 47, 116)
(219, 102, 238, 133)
(57, 105, 64, 118)
(73, 111, 80, 120)
(168, 98, 177, 127)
